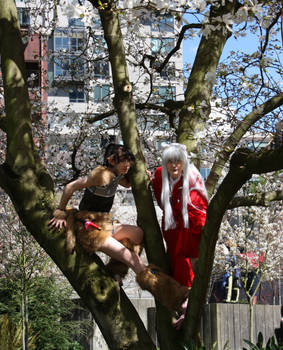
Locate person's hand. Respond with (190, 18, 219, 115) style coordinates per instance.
(48, 209, 67, 231)
(48, 217, 66, 231)
(146, 170, 152, 181)
(172, 313, 185, 330)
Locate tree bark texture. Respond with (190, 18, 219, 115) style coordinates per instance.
(183, 146, 283, 342)
(0, 2, 156, 349)
(178, 1, 236, 156)
(1, 0, 283, 349)
(97, 4, 186, 349)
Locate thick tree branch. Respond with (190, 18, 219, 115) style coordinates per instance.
(206, 93, 283, 197)
(92, 2, 184, 348)
(183, 145, 283, 342)
(85, 100, 184, 124)
(85, 109, 116, 123)
(228, 189, 283, 208)
(178, 2, 235, 155)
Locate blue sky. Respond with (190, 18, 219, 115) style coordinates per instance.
(182, 31, 260, 67)
(181, 11, 283, 66)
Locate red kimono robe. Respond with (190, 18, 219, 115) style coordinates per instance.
(152, 166, 208, 287)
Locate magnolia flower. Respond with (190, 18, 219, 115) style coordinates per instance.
(63, 2, 81, 19)
(190, 0, 207, 12)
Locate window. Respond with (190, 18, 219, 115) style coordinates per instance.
(68, 18, 84, 27)
(151, 15, 174, 32)
(94, 61, 109, 78)
(54, 31, 84, 52)
(52, 30, 85, 80)
(69, 85, 85, 102)
(94, 85, 110, 102)
(26, 62, 39, 87)
(139, 15, 152, 26)
(152, 86, 176, 103)
(17, 8, 30, 26)
(160, 63, 175, 80)
(54, 56, 84, 79)
(152, 38, 174, 56)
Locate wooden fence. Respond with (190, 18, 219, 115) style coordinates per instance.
(74, 300, 282, 350)
(200, 303, 282, 350)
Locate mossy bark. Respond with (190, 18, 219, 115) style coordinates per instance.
(0, 1, 155, 349)
(183, 147, 283, 343)
(97, 4, 185, 349)
(178, 1, 236, 158)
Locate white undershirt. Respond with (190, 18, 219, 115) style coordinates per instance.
(169, 175, 181, 193)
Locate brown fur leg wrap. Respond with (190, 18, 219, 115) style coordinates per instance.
(65, 209, 78, 254)
(106, 238, 143, 279)
(136, 264, 190, 312)
(74, 211, 113, 254)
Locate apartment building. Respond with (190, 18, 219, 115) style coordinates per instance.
(46, 3, 184, 145)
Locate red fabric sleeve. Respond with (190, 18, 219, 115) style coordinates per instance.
(188, 190, 208, 235)
(152, 167, 163, 208)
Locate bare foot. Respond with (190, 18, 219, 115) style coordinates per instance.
(173, 314, 185, 330)
(180, 297, 188, 314)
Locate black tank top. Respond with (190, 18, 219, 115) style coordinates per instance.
(79, 173, 124, 212)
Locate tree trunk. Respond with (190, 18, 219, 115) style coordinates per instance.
(97, 3, 186, 349)
(178, 1, 235, 157)
(0, 2, 155, 349)
(1, 0, 283, 349)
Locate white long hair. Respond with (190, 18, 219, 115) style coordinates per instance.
(160, 143, 208, 230)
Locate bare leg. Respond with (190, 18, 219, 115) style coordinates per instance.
(99, 236, 145, 275)
(112, 224, 143, 244)
(173, 293, 189, 330)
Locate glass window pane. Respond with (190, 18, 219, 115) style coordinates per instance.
(152, 38, 174, 55)
(55, 37, 62, 50)
(69, 87, 85, 102)
(151, 38, 160, 53)
(102, 85, 109, 99)
(94, 86, 101, 101)
(78, 38, 84, 51)
(70, 38, 77, 50)
(62, 37, 69, 49)
(69, 18, 84, 27)
(77, 90, 84, 102)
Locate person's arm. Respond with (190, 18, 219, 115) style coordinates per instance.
(57, 177, 89, 210)
(152, 167, 163, 208)
(49, 175, 94, 230)
(187, 190, 208, 234)
(118, 174, 131, 188)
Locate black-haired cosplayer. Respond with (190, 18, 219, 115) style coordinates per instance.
(49, 143, 189, 314)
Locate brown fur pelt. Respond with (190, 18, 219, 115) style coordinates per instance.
(106, 238, 143, 279)
(74, 211, 112, 254)
(136, 264, 190, 312)
(53, 209, 113, 254)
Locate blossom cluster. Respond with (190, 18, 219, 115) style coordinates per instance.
(214, 202, 283, 282)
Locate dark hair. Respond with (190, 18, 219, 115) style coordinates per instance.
(103, 143, 135, 167)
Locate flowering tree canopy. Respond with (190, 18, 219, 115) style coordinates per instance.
(0, 0, 282, 348)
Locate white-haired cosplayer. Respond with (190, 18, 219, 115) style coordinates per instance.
(152, 143, 208, 288)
